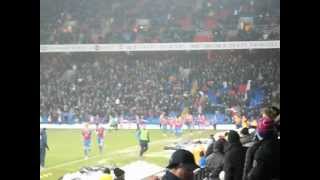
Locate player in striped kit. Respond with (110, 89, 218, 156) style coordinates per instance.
(174, 115, 183, 137)
(96, 123, 105, 155)
(160, 112, 168, 133)
(82, 123, 92, 160)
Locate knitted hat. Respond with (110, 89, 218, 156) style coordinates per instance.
(240, 127, 249, 136)
(227, 130, 240, 144)
(257, 117, 275, 139)
(114, 167, 125, 177)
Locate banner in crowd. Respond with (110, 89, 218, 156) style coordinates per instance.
(40, 41, 280, 53)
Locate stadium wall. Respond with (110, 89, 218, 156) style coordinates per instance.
(40, 41, 280, 53)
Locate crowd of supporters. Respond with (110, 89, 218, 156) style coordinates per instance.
(149, 106, 280, 180)
(40, 49, 279, 124)
(40, 0, 279, 44)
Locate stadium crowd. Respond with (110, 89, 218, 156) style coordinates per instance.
(40, 0, 279, 44)
(40, 49, 279, 124)
(149, 106, 280, 180)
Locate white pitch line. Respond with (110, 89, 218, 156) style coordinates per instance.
(40, 172, 52, 179)
(42, 138, 175, 172)
(41, 154, 101, 172)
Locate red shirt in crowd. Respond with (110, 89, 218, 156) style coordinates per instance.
(238, 84, 247, 94)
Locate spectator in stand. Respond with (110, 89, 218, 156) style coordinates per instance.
(206, 138, 226, 180)
(242, 115, 249, 129)
(99, 168, 113, 180)
(210, 134, 216, 143)
(224, 130, 246, 180)
(192, 141, 206, 166)
(261, 106, 280, 121)
(114, 167, 125, 180)
(242, 116, 280, 180)
(41, 0, 280, 44)
(240, 127, 251, 145)
(199, 151, 206, 169)
(239, 127, 254, 151)
(261, 106, 280, 138)
(40, 50, 279, 127)
(233, 114, 242, 129)
(162, 149, 199, 180)
(205, 134, 216, 157)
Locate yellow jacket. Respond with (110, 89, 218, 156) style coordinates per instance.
(99, 174, 113, 180)
(192, 145, 205, 166)
(242, 116, 249, 128)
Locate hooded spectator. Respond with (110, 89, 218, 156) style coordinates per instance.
(205, 134, 216, 157)
(114, 167, 125, 180)
(206, 138, 226, 180)
(240, 127, 252, 146)
(224, 130, 246, 180)
(99, 168, 113, 180)
(242, 116, 280, 180)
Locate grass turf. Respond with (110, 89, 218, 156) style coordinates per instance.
(40, 129, 219, 180)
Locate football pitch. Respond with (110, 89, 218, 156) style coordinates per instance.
(40, 129, 218, 180)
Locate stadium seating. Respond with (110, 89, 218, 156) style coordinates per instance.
(40, 0, 280, 44)
(40, 50, 279, 124)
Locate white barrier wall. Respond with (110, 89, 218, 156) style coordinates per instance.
(216, 124, 237, 130)
(40, 41, 280, 53)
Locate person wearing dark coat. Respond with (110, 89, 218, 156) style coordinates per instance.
(239, 127, 254, 152)
(242, 117, 280, 180)
(205, 134, 216, 157)
(242, 138, 260, 180)
(162, 149, 200, 180)
(114, 167, 125, 180)
(240, 128, 251, 145)
(205, 142, 214, 157)
(206, 138, 226, 180)
(274, 114, 280, 138)
(224, 130, 246, 180)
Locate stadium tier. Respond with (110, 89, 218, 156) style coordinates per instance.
(41, 0, 279, 44)
(41, 48, 279, 126)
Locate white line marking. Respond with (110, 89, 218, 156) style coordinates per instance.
(40, 173, 52, 179)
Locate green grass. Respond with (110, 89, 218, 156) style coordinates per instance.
(40, 129, 219, 180)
